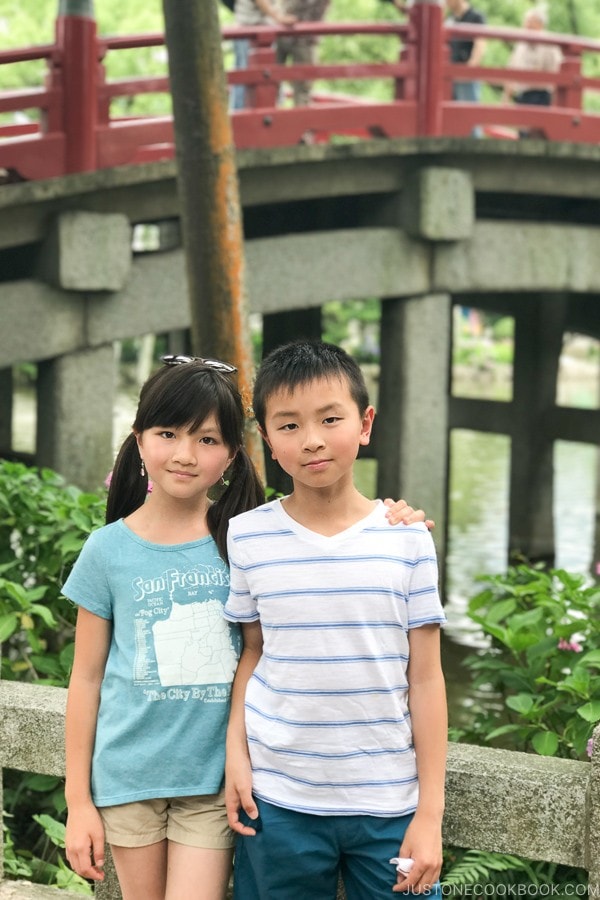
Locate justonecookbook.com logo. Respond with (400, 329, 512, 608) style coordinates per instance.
(439, 886, 589, 897)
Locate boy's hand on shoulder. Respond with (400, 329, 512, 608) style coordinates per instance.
(225, 750, 259, 836)
(384, 498, 434, 531)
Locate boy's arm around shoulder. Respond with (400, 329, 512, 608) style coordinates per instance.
(225, 619, 264, 835)
(394, 623, 447, 893)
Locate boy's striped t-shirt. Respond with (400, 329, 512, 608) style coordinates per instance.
(224, 498, 446, 817)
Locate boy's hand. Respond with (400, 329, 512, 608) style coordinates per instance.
(392, 814, 442, 893)
(65, 802, 105, 881)
(225, 751, 259, 835)
(384, 498, 435, 531)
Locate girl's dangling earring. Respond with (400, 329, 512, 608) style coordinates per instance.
(220, 472, 226, 486)
(140, 459, 146, 478)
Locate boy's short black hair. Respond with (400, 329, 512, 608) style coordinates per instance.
(253, 340, 370, 430)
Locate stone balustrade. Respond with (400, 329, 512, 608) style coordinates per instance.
(1, 679, 599, 898)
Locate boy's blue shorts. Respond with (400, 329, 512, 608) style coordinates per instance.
(233, 797, 442, 900)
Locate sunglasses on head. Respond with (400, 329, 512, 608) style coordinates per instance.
(161, 354, 237, 374)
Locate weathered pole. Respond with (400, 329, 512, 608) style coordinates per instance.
(161, 0, 265, 479)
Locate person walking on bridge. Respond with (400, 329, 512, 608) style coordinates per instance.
(275, 0, 330, 107)
(504, 6, 562, 115)
(445, 0, 486, 103)
(231, 0, 297, 110)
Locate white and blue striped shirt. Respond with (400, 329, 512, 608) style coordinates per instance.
(224, 498, 446, 817)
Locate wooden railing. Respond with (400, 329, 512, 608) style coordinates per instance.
(1, 5, 600, 181)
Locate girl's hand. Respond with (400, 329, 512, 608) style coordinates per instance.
(384, 498, 435, 531)
(65, 802, 106, 881)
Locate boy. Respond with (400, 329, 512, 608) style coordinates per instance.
(224, 340, 447, 898)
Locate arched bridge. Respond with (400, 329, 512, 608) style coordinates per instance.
(1, 1, 600, 180)
(0, 1, 599, 579)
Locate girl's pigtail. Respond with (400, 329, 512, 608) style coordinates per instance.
(207, 446, 265, 563)
(106, 432, 149, 524)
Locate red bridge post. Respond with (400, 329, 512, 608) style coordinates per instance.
(247, 34, 279, 110)
(411, 0, 444, 137)
(54, 0, 98, 173)
(555, 48, 583, 111)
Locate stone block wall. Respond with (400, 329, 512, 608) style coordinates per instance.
(1, 680, 599, 897)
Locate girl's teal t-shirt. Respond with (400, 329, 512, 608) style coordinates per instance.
(62, 519, 240, 806)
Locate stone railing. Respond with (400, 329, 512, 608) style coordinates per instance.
(1, 679, 599, 898)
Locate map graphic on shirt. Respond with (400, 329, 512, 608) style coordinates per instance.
(131, 562, 238, 688)
(153, 599, 238, 686)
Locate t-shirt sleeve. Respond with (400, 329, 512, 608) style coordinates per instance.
(61, 530, 113, 620)
(405, 529, 446, 629)
(223, 526, 260, 623)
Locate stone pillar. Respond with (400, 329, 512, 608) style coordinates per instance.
(377, 293, 452, 582)
(0, 368, 13, 455)
(509, 294, 568, 564)
(589, 722, 600, 894)
(36, 345, 116, 491)
(594, 453, 600, 580)
(31, 209, 132, 490)
(36, 210, 131, 292)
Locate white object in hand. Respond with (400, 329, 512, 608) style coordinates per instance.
(390, 857, 414, 875)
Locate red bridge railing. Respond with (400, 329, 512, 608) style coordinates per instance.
(1, 4, 600, 182)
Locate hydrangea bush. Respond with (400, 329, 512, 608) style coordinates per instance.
(453, 563, 600, 760)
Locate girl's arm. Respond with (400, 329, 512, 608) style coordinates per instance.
(225, 620, 263, 835)
(65, 607, 111, 882)
(394, 624, 447, 894)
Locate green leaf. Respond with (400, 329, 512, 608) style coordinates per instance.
(29, 602, 57, 627)
(0, 613, 18, 641)
(578, 649, 600, 668)
(59, 642, 76, 672)
(506, 693, 536, 715)
(576, 701, 600, 723)
(485, 598, 517, 625)
(559, 669, 590, 698)
(25, 774, 61, 792)
(507, 607, 544, 632)
(32, 814, 66, 848)
(29, 655, 64, 677)
(531, 731, 559, 756)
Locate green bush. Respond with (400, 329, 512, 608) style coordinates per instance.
(0, 460, 105, 890)
(454, 562, 600, 759)
(440, 562, 597, 891)
(0, 460, 106, 685)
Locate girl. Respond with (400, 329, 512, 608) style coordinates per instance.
(64, 356, 264, 900)
(63, 354, 428, 900)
